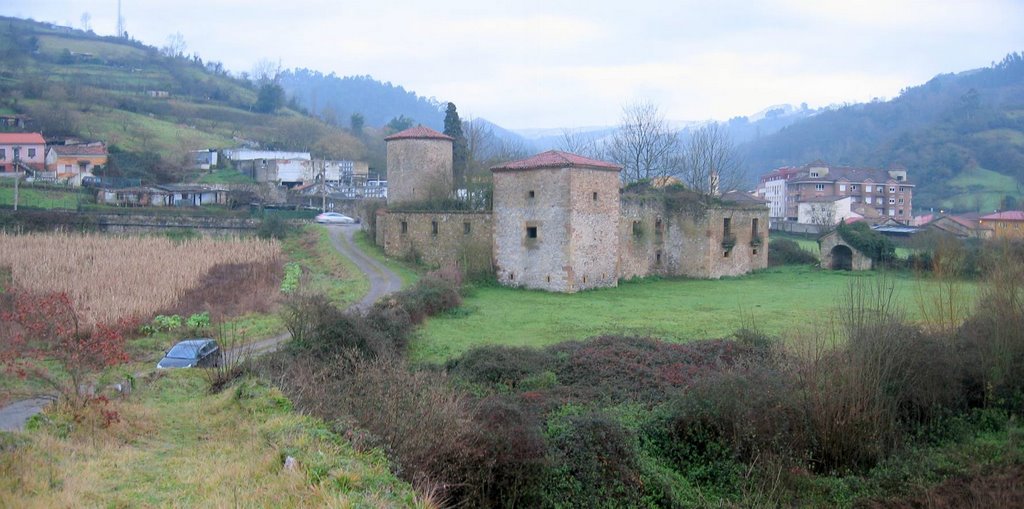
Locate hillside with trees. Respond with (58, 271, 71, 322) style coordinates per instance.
(278, 69, 448, 130)
(739, 53, 1024, 212)
(0, 17, 367, 183)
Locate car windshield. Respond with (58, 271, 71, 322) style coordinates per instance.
(166, 342, 204, 359)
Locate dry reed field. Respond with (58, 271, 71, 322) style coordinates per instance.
(0, 232, 282, 324)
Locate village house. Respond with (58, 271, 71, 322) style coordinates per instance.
(374, 126, 768, 293)
(978, 211, 1024, 239)
(223, 149, 312, 185)
(97, 184, 227, 207)
(45, 142, 108, 186)
(922, 213, 993, 239)
(0, 132, 46, 174)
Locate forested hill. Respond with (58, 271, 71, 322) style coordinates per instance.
(740, 53, 1024, 212)
(279, 69, 445, 129)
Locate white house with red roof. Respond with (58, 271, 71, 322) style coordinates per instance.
(0, 132, 46, 174)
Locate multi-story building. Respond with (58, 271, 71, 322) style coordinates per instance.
(45, 142, 109, 186)
(761, 161, 914, 224)
(755, 166, 801, 225)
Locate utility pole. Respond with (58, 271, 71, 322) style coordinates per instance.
(320, 160, 327, 213)
(13, 171, 20, 211)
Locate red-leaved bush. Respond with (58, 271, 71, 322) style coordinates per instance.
(0, 290, 130, 405)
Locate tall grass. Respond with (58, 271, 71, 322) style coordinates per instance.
(0, 232, 281, 324)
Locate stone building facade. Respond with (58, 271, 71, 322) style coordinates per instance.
(618, 191, 768, 280)
(491, 151, 622, 292)
(384, 126, 454, 206)
(373, 127, 769, 293)
(375, 210, 493, 273)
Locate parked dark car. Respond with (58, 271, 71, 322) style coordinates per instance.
(157, 339, 221, 369)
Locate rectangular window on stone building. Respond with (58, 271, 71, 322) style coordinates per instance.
(655, 250, 662, 265)
(528, 190, 535, 199)
(526, 226, 538, 239)
(592, 192, 598, 201)
(723, 217, 731, 237)
(632, 220, 642, 238)
(431, 221, 439, 236)
(400, 221, 408, 234)
(751, 218, 759, 238)
(464, 222, 471, 234)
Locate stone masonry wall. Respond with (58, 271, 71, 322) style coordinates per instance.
(819, 230, 873, 271)
(567, 168, 620, 290)
(618, 195, 769, 280)
(386, 138, 453, 207)
(492, 168, 572, 291)
(376, 210, 493, 272)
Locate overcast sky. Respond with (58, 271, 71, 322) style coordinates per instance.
(3, 1, 1022, 129)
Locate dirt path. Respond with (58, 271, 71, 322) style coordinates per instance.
(0, 224, 401, 431)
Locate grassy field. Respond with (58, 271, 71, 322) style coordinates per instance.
(412, 266, 978, 362)
(0, 182, 84, 210)
(941, 166, 1021, 213)
(0, 372, 420, 507)
(282, 225, 369, 305)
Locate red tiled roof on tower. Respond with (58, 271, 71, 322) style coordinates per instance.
(384, 126, 454, 141)
(491, 150, 621, 172)
(0, 133, 45, 144)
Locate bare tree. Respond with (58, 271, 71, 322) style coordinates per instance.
(251, 58, 282, 86)
(607, 101, 682, 183)
(681, 123, 745, 196)
(79, 12, 91, 32)
(558, 129, 600, 159)
(161, 32, 187, 58)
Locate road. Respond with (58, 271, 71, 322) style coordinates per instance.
(0, 224, 401, 431)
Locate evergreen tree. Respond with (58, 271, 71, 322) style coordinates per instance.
(444, 102, 468, 187)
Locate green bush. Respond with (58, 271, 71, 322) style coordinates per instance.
(768, 238, 818, 266)
(256, 215, 289, 240)
(280, 262, 301, 294)
(837, 221, 896, 263)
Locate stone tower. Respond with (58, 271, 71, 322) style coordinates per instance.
(491, 151, 622, 292)
(384, 126, 454, 206)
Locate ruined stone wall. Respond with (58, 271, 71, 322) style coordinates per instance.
(618, 195, 769, 280)
(386, 138, 453, 207)
(376, 210, 492, 272)
(492, 168, 573, 291)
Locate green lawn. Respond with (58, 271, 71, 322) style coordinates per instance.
(282, 225, 369, 305)
(0, 184, 83, 210)
(197, 169, 255, 184)
(412, 266, 977, 363)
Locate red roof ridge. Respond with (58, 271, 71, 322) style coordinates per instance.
(384, 126, 453, 141)
(981, 210, 1024, 221)
(491, 150, 621, 172)
(0, 133, 46, 144)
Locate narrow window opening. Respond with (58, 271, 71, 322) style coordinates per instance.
(463, 222, 471, 234)
(546, 275, 551, 283)
(526, 226, 538, 239)
(528, 190, 535, 198)
(724, 250, 730, 258)
(632, 220, 642, 237)
(723, 217, 731, 237)
(582, 275, 587, 284)
(509, 272, 514, 281)
(751, 218, 759, 238)
(753, 248, 759, 255)
(655, 251, 662, 265)
(400, 221, 408, 234)
(655, 218, 663, 235)
(431, 221, 438, 236)
(592, 192, 598, 201)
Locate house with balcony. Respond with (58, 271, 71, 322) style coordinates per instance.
(0, 132, 46, 174)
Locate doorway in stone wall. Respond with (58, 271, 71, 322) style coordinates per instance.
(830, 244, 853, 270)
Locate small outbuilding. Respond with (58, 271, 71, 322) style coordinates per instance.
(818, 229, 873, 271)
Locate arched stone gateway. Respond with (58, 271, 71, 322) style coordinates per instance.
(818, 229, 874, 271)
(830, 244, 853, 270)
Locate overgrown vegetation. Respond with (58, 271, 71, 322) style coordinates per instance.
(768, 238, 819, 266)
(262, 254, 1024, 506)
